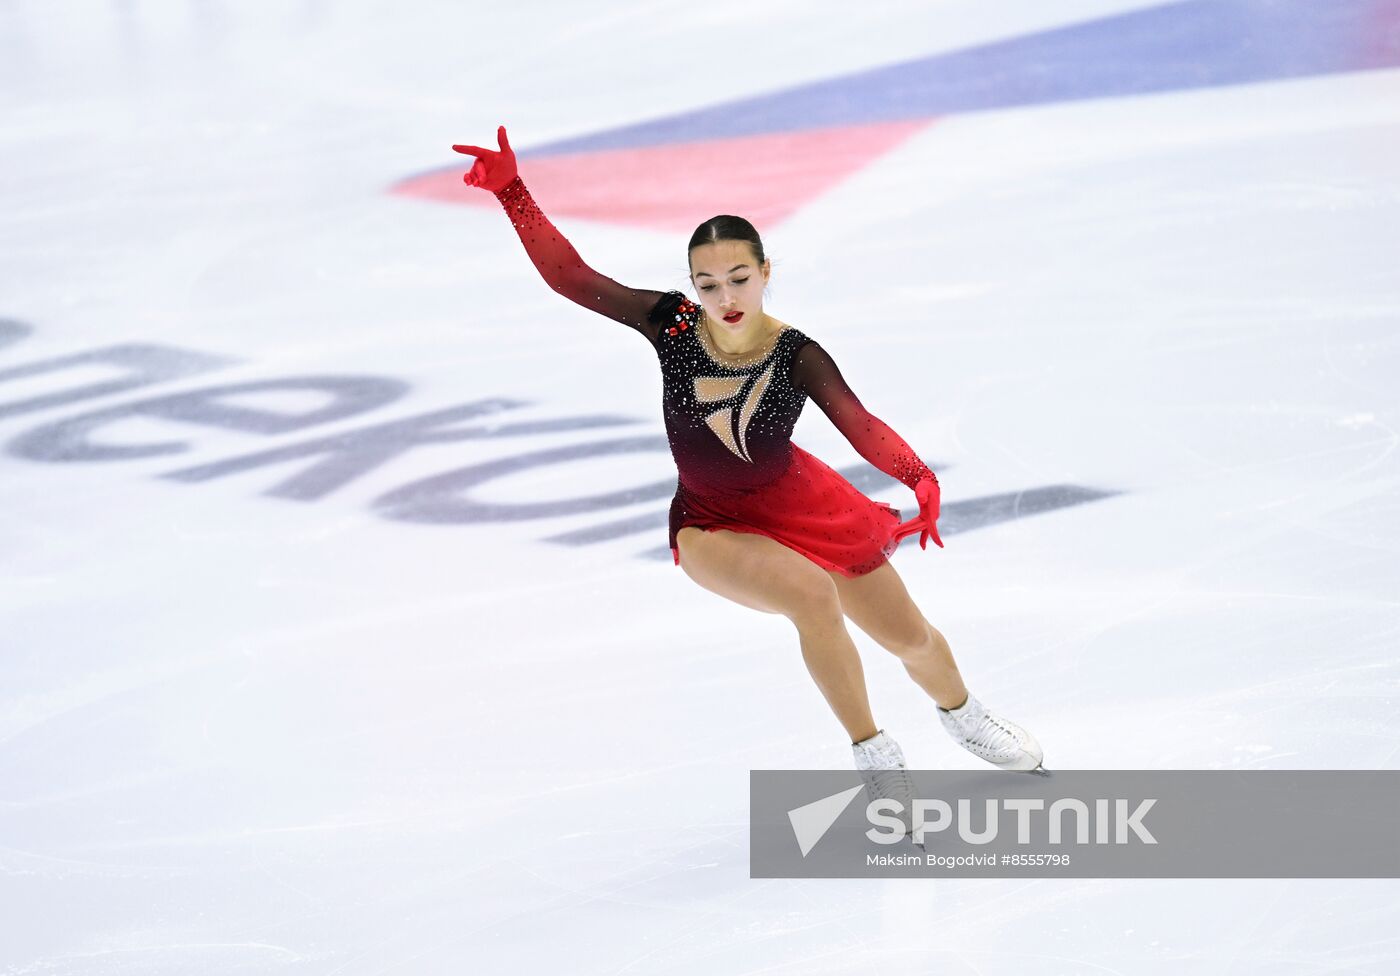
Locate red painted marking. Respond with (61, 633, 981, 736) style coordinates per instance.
(393, 119, 934, 231)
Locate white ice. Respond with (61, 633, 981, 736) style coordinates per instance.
(2, 1, 1398, 973)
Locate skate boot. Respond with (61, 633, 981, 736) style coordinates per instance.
(937, 692, 1044, 771)
(851, 729, 921, 845)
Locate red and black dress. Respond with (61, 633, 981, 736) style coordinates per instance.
(493, 176, 936, 578)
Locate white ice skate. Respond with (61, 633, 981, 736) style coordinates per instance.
(937, 692, 1045, 772)
(851, 729, 921, 843)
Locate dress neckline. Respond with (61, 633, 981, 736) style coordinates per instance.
(696, 311, 790, 369)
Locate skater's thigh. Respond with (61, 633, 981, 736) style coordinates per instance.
(676, 527, 839, 619)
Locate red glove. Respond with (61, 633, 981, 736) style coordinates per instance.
(915, 476, 943, 549)
(452, 125, 518, 192)
(894, 475, 944, 549)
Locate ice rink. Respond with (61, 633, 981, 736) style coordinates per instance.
(3, 0, 1399, 972)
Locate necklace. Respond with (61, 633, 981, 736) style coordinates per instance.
(697, 310, 788, 369)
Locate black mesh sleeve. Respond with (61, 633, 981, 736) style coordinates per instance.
(791, 338, 937, 489)
(493, 175, 666, 347)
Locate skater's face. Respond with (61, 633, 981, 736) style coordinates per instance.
(689, 240, 770, 333)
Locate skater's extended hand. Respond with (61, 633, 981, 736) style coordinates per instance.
(915, 476, 943, 549)
(892, 476, 944, 549)
(452, 125, 518, 193)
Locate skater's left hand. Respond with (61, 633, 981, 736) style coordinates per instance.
(892, 476, 944, 548)
(915, 476, 943, 549)
(452, 124, 518, 193)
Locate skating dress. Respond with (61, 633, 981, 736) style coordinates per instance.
(492, 175, 937, 577)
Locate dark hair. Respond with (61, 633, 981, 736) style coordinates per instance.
(687, 215, 775, 296)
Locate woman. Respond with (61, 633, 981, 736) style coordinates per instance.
(453, 126, 1045, 804)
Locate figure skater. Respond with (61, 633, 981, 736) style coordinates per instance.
(453, 126, 1044, 808)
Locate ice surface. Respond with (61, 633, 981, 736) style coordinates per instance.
(2, 1, 1398, 973)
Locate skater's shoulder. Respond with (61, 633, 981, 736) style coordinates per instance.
(776, 318, 817, 354)
(763, 313, 812, 347)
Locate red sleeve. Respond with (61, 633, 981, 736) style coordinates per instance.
(493, 175, 665, 346)
(791, 338, 937, 490)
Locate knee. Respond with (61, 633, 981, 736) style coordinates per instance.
(781, 574, 843, 627)
(887, 619, 943, 661)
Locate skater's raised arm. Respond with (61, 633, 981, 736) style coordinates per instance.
(793, 338, 944, 547)
(453, 126, 665, 346)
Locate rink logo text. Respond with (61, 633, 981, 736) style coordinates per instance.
(0, 320, 1119, 557)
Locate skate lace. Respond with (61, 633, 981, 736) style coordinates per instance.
(864, 767, 915, 804)
(965, 713, 1021, 757)
(854, 737, 916, 806)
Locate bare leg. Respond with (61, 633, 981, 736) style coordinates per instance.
(677, 527, 879, 742)
(827, 560, 969, 710)
(831, 559, 1046, 772)
(893, 620, 968, 709)
(790, 599, 879, 743)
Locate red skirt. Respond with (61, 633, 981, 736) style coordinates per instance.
(669, 443, 903, 578)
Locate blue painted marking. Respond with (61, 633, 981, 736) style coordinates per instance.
(523, 0, 1400, 158)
